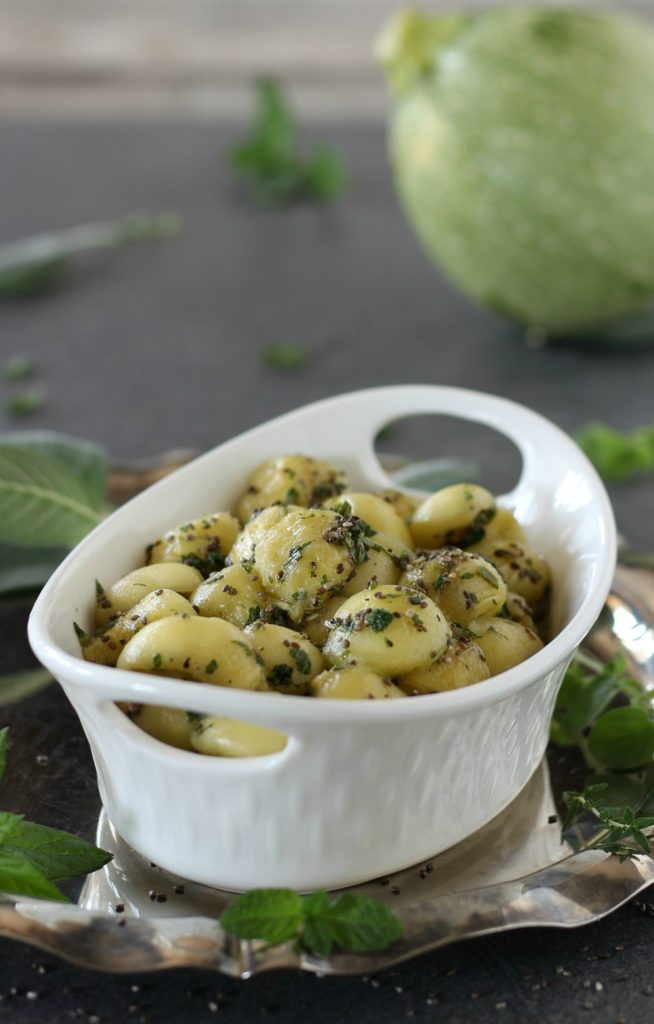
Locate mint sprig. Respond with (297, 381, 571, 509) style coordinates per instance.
(220, 887, 403, 956)
(552, 653, 654, 859)
(0, 729, 112, 901)
(562, 783, 654, 861)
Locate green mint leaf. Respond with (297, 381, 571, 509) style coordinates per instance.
(3, 355, 35, 381)
(301, 891, 334, 956)
(220, 888, 303, 946)
(0, 811, 23, 845)
(317, 893, 404, 953)
(0, 727, 8, 782)
(260, 344, 308, 373)
(0, 848, 68, 901)
(574, 422, 654, 482)
(587, 707, 654, 772)
(5, 390, 44, 419)
(0, 813, 112, 882)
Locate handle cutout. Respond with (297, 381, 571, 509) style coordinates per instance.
(374, 413, 524, 498)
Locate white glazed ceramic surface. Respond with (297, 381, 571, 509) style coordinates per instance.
(29, 386, 616, 891)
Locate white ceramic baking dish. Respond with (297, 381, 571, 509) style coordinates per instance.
(28, 386, 616, 892)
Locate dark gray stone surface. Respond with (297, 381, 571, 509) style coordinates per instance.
(0, 120, 653, 1021)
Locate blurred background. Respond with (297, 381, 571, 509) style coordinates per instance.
(1, 0, 651, 118)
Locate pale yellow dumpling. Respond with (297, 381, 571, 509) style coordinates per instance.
(401, 548, 507, 626)
(95, 563, 203, 625)
(244, 621, 324, 694)
(301, 595, 348, 648)
(323, 492, 413, 547)
(80, 589, 196, 667)
(323, 585, 450, 676)
(410, 483, 496, 549)
(130, 705, 195, 751)
(379, 488, 421, 525)
(146, 511, 240, 574)
(311, 665, 405, 700)
(191, 563, 270, 629)
(473, 619, 543, 676)
(399, 636, 490, 694)
(229, 505, 300, 563)
(468, 538, 550, 607)
(191, 716, 287, 757)
(117, 616, 267, 690)
(236, 455, 346, 524)
(254, 508, 357, 621)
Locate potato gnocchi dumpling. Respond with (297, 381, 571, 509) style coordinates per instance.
(400, 548, 507, 627)
(323, 492, 413, 548)
(473, 619, 544, 676)
(468, 538, 550, 608)
(323, 585, 451, 676)
(190, 715, 287, 757)
(78, 453, 553, 758)
(117, 616, 267, 690)
(244, 621, 324, 694)
(236, 454, 346, 524)
(79, 589, 196, 666)
(191, 563, 273, 629)
(399, 636, 490, 695)
(146, 512, 240, 574)
(229, 505, 299, 564)
(311, 665, 406, 700)
(254, 507, 358, 621)
(410, 483, 496, 549)
(95, 563, 203, 626)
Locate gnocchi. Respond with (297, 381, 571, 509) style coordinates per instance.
(77, 460, 552, 758)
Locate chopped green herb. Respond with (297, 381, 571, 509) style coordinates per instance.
(261, 344, 308, 373)
(289, 647, 311, 675)
(232, 640, 255, 658)
(246, 606, 262, 626)
(365, 608, 395, 633)
(186, 711, 203, 723)
(284, 541, 312, 574)
(3, 355, 35, 381)
(152, 652, 162, 670)
(205, 659, 218, 675)
(270, 663, 294, 686)
(5, 390, 43, 418)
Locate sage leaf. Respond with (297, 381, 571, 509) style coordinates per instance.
(220, 888, 303, 946)
(1, 432, 109, 508)
(0, 444, 104, 546)
(0, 813, 112, 882)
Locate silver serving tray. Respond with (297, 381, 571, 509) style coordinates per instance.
(1, 562, 652, 976)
